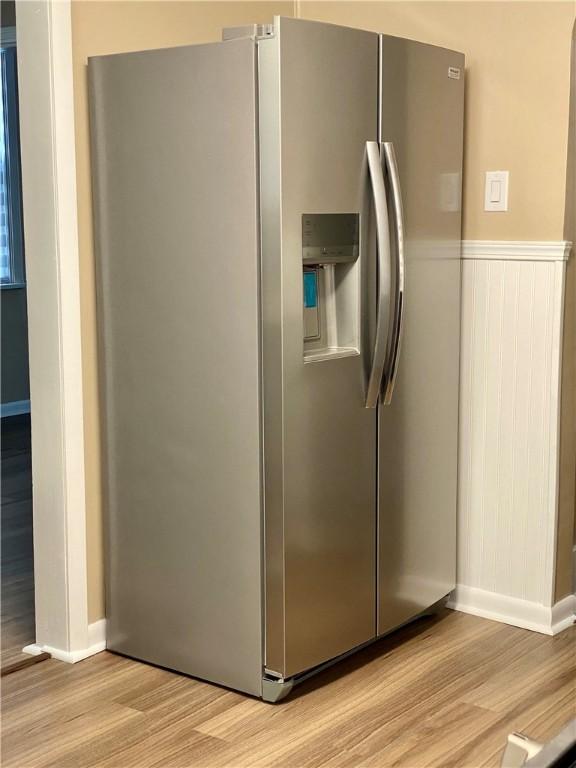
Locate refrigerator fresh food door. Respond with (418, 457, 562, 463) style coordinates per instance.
(260, 17, 379, 679)
(377, 36, 465, 634)
(89, 40, 264, 696)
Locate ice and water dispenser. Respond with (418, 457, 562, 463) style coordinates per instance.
(302, 213, 361, 362)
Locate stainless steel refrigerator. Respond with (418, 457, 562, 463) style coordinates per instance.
(89, 16, 464, 702)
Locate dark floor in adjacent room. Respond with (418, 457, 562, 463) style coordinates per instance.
(1, 414, 36, 670)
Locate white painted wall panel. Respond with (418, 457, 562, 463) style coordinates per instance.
(458, 246, 567, 611)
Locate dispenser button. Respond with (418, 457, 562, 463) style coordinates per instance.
(304, 271, 318, 308)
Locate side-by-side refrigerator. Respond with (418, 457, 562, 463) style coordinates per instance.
(89, 16, 464, 701)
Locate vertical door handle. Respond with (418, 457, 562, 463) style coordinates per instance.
(381, 142, 405, 406)
(365, 141, 392, 409)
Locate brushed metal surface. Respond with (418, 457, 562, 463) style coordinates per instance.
(89, 41, 263, 696)
(260, 17, 379, 678)
(365, 141, 392, 409)
(301, 213, 359, 265)
(381, 141, 405, 406)
(377, 36, 465, 634)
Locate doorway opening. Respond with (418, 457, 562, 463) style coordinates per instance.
(0, 14, 46, 675)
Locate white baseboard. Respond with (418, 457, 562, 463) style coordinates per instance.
(447, 586, 575, 636)
(551, 594, 576, 635)
(87, 618, 107, 653)
(22, 619, 107, 663)
(21, 643, 46, 656)
(1, 399, 31, 418)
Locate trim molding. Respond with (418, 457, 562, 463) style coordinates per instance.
(23, 620, 107, 664)
(1, 399, 31, 418)
(21, 644, 46, 656)
(87, 618, 107, 654)
(16, 1, 90, 655)
(448, 586, 575, 636)
(461, 240, 572, 262)
(551, 595, 576, 635)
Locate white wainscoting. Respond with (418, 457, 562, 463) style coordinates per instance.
(448, 240, 573, 634)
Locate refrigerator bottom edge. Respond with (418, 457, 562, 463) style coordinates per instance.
(104, 592, 453, 703)
(263, 591, 453, 701)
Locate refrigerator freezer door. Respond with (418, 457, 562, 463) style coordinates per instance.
(260, 18, 379, 679)
(89, 40, 263, 696)
(377, 37, 465, 634)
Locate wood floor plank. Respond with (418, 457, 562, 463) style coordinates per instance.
(1, 612, 574, 768)
(346, 701, 501, 768)
(210, 617, 531, 768)
(93, 718, 230, 768)
(460, 629, 575, 713)
(364, 627, 561, 749)
(2, 702, 144, 768)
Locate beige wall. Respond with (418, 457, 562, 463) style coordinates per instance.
(298, 2, 575, 242)
(556, 21, 575, 600)
(71, 0, 295, 622)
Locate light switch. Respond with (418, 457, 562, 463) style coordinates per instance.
(485, 171, 509, 212)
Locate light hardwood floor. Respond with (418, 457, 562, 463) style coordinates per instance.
(1, 415, 36, 670)
(1, 610, 574, 767)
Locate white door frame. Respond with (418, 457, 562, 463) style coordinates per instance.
(16, 0, 92, 661)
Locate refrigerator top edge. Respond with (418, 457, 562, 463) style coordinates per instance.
(86, 37, 248, 67)
(273, 17, 464, 61)
(380, 32, 464, 64)
(87, 16, 464, 68)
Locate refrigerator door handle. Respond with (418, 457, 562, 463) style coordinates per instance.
(381, 141, 405, 406)
(365, 141, 392, 409)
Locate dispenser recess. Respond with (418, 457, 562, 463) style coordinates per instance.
(302, 213, 360, 362)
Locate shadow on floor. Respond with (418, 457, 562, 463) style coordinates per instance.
(286, 608, 452, 702)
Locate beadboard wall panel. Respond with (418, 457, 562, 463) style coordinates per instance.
(455, 242, 571, 629)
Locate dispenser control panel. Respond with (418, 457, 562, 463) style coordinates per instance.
(302, 213, 359, 265)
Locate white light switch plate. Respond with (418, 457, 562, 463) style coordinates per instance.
(484, 171, 509, 211)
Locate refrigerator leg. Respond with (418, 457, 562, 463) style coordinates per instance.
(261, 677, 294, 704)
